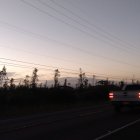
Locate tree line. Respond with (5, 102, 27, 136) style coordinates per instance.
(0, 66, 125, 89)
(0, 66, 122, 112)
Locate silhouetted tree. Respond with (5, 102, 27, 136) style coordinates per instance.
(119, 81, 124, 88)
(31, 68, 38, 88)
(84, 78, 88, 88)
(78, 68, 88, 88)
(24, 75, 30, 88)
(64, 79, 67, 87)
(54, 69, 60, 87)
(78, 68, 83, 88)
(10, 78, 15, 89)
(3, 81, 8, 89)
(0, 66, 7, 87)
(0, 71, 2, 87)
(97, 80, 108, 86)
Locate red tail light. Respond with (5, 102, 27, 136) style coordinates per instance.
(109, 92, 114, 99)
(138, 93, 140, 98)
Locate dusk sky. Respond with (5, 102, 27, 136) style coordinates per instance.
(0, 0, 140, 83)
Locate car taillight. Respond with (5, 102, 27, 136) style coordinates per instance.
(138, 93, 140, 99)
(109, 92, 114, 99)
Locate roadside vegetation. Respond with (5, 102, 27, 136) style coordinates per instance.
(0, 66, 122, 117)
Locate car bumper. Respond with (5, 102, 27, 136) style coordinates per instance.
(111, 101, 140, 107)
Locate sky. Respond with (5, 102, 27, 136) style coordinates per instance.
(0, 0, 140, 83)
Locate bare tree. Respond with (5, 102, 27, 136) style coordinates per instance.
(78, 68, 85, 88)
(77, 68, 89, 88)
(54, 69, 60, 87)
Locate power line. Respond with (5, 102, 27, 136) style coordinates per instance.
(0, 60, 79, 75)
(1, 20, 139, 69)
(0, 58, 137, 81)
(40, 0, 138, 54)
(0, 18, 138, 74)
(22, 0, 138, 56)
(18, 0, 140, 69)
(50, 0, 139, 52)
(0, 63, 123, 81)
(0, 20, 94, 54)
(0, 43, 139, 78)
(0, 57, 78, 72)
(0, 58, 130, 78)
(0, 44, 98, 69)
(0, 62, 137, 82)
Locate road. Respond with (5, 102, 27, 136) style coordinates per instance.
(0, 102, 140, 140)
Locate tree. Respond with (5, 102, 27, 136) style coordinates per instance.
(78, 68, 88, 88)
(0, 66, 7, 87)
(3, 81, 8, 89)
(97, 80, 108, 86)
(78, 68, 83, 88)
(54, 69, 60, 87)
(119, 81, 124, 88)
(0, 71, 2, 87)
(10, 78, 15, 89)
(84, 78, 88, 88)
(24, 75, 30, 88)
(63, 79, 67, 87)
(31, 68, 38, 88)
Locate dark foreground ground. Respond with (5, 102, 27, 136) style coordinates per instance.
(0, 102, 140, 140)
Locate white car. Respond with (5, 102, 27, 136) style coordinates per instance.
(109, 84, 140, 112)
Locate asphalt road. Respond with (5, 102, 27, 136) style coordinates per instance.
(0, 103, 140, 140)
